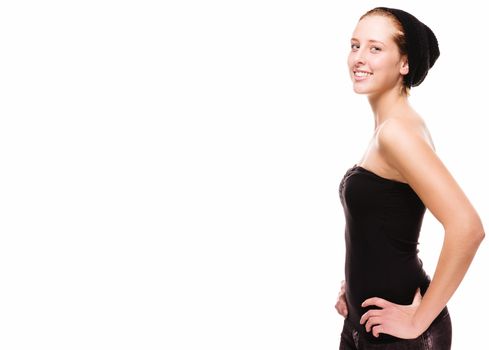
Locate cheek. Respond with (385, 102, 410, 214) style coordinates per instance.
(368, 56, 384, 70)
(369, 63, 391, 78)
(371, 56, 397, 71)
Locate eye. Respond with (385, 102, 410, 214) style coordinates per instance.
(350, 44, 359, 50)
(371, 46, 381, 52)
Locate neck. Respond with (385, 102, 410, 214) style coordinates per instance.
(367, 87, 411, 130)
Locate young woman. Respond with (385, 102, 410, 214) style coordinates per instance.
(335, 7, 485, 349)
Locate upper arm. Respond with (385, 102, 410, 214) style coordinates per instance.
(377, 119, 482, 234)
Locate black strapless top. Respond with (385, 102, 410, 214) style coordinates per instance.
(339, 164, 444, 343)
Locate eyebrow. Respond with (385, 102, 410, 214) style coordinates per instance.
(350, 38, 385, 45)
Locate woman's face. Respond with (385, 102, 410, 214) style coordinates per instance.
(347, 15, 408, 96)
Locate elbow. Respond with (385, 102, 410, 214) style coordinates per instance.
(466, 223, 485, 246)
(445, 217, 485, 246)
(472, 215, 485, 243)
(476, 228, 485, 243)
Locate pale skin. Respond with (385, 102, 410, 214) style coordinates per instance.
(335, 14, 485, 339)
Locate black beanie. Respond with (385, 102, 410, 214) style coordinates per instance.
(375, 7, 440, 88)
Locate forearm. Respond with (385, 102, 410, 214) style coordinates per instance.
(413, 226, 484, 333)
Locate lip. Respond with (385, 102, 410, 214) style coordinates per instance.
(353, 70, 372, 81)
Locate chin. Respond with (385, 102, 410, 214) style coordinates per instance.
(352, 86, 371, 95)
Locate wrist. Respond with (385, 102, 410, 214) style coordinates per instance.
(412, 313, 430, 338)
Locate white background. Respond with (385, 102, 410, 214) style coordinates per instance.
(0, 0, 487, 349)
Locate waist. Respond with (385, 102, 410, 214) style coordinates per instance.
(344, 272, 435, 343)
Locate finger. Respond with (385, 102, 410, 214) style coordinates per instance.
(372, 324, 384, 338)
(335, 305, 348, 317)
(338, 285, 346, 297)
(359, 309, 381, 325)
(362, 297, 389, 308)
(336, 295, 346, 307)
(337, 292, 347, 306)
(335, 300, 348, 317)
(365, 316, 382, 332)
(335, 302, 342, 313)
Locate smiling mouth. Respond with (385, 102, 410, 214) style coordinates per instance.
(354, 71, 373, 77)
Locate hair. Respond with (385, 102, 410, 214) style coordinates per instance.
(359, 8, 411, 97)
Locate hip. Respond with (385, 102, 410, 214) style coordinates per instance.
(339, 307, 451, 349)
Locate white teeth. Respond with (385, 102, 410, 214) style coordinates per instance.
(354, 71, 371, 77)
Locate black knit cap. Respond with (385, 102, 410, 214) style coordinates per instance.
(375, 7, 440, 88)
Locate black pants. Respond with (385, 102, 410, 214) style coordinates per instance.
(339, 311, 452, 350)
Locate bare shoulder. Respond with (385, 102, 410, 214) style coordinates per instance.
(376, 114, 434, 154)
(375, 115, 481, 230)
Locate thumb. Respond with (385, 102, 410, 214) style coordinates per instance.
(412, 288, 422, 306)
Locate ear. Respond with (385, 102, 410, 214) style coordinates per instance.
(400, 57, 409, 76)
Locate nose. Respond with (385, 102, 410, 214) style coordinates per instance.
(350, 45, 369, 66)
(353, 51, 366, 67)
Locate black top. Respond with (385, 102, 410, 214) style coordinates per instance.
(338, 164, 444, 343)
